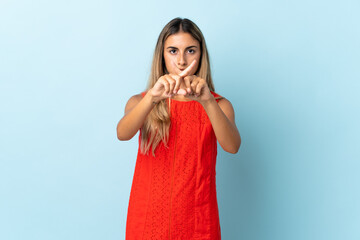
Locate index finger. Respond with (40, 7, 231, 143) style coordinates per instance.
(179, 59, 197, 77)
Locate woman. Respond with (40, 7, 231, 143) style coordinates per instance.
(117, 17, 241, 240)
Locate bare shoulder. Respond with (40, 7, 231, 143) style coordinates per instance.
(217, 97, 236, 122)
(217, 97, 233, 109)
(124, 93, 143, 115)
(129, 93, 143, 102)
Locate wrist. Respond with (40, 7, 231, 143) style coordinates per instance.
(200, 95, 216, 108)
(146, 89, 161, 104)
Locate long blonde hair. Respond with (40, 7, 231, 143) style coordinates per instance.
(140, 17, 215, 156)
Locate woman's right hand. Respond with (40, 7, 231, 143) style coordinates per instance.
(149, 74, 181, 103)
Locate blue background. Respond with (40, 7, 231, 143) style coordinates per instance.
(1, 0, 359, 239)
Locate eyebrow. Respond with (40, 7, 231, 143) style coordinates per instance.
(166, 45, 198, 49)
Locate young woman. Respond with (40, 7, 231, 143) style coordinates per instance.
(117, 17, 241, 240)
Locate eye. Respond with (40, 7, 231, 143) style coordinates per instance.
(188, 49, 195, 54)
(169, 49, 177, 54)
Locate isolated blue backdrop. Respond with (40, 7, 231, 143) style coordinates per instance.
(1, 0, 359, 239)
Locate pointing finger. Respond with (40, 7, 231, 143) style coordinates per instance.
(179, 59, 197, 77)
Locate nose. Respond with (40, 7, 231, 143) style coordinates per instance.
(177, 52, 186, 66)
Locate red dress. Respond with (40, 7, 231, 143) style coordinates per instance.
(126, 90, 224, 240)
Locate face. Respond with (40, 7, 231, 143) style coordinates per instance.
(163, 31, 201, 76)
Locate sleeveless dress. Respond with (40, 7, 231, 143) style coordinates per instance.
(126, 90, 224, 240)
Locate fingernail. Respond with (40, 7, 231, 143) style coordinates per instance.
(187, 88, 191, 93)
(173, 89, 177, 94)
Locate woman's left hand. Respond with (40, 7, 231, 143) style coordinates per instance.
(178, 75, 214, 104)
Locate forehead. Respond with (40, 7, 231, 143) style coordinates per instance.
(164, 32, 200, 48)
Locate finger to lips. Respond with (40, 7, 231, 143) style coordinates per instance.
(178, 60, 196, 93)
(179, 59, 197, 78)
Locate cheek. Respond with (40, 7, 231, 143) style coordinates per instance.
(164, 54, 176, 67)
(196, 53, 201, 61)
(164, 59, 171, 71)
(168, 59, 178, 69)
(195, 64, 200, 74)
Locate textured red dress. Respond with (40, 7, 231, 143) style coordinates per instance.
(126, 90, 224, 240)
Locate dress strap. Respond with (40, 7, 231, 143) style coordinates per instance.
(215, 96, 225, 102)
(210, 91, 225, 102)
(140, 91, 148, 98)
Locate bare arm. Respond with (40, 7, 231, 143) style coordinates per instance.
(201, 97, 241, 154)
(116, 91, 156, 141)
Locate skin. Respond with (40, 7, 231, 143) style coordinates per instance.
(117, 31, 241, 154)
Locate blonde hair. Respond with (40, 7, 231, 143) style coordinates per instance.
(140, 17, 215, 156)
